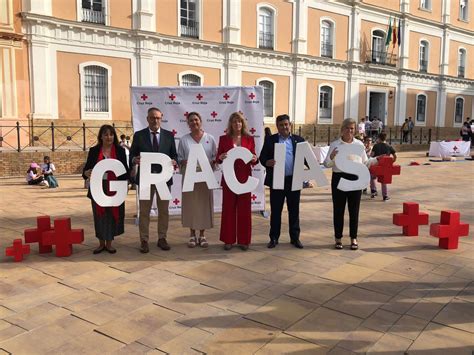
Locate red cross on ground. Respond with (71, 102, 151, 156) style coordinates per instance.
(223, 93, 230, 100)
(196, 93, 203, 100)
(42, 217, 84, 257)
(211, 111, 218, 118)
(24, 215, 54, 254)
(251, 194, 257, 201)
(369, 156, 401, 184)
(140, 94, 148, 101)
(172, 129, 177, 136)
(169, 94, 176, 101)
(5, 239, 30, 262)
(393, 202, 429, 236)
(173, 198, 180, 205)
(430, 210, 469, 249)
(249, 127, 256, 135)
(248, 93, 256, 99)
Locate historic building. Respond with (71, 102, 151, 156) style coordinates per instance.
(1, 0, 473, 132)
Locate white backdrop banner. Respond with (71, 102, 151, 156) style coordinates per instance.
(131, 86, 265, 215)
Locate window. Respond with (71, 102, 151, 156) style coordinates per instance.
(371, 30, 386, 64)
(419, 41, 429, 73)
(319, 85, 333, 121)
(416, 94, 426, 123)
(460, 0, 468, 20)
(81, 0, 105, 24)
(180, 0, 199, 38)
(420, 0, 431, 10)
(258, 7, 274, 49)
(458, 49, 466, 78)
(259, 80, 274, 117)
(455, 97, 464, 123)
(80, 62, 111, 119)
(181, 74, 201, 86)
(321, 20, 334, 58)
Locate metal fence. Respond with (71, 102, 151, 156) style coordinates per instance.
(0, 122, 134, 152)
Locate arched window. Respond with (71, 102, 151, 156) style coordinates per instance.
(416, 94, 427, 123)
(80, 62, 111, 119)
(181, 74, 201, 86)
(258, 80, 274, 117)
(321, 20, 334, 58)
(460, 0, 468, 21)
(258, 7, 274, 49)
(455, 97, 464, 123)
(319, 85, 333, 121)
(371, 30, 386, 64)
(180, 0, 199, 38)
(458, 48, 466, 78)
(419, 40, 429, 72)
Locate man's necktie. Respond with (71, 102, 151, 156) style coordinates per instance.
(152, 131, 159, 152)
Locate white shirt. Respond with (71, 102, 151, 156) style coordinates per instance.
(149, 128, 161, 147)
(41, 162, 55, 174)
(358, 122, 366, 134)
(177, 132, 217, 170)
(324, 138, 369, 173)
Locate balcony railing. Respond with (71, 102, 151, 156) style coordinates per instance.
(458, 66, 465, 78)
(419, 60, 428, 73)
(366, 50, 397, 67)
(82, 8, 105, 24)
(181, 20, 199, 39)
(259, 32, 274, 50)
(321, 42, 333, 58)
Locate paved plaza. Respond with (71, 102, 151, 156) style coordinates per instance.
(0, 151, 473, 354)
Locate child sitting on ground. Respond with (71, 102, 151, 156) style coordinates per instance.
(26, 162, 47, 186)
(370, 132, 397, 201)
(41, 156, 59, 188)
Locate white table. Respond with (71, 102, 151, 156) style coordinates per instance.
(428, 141, 470, 158)
(312, 145, 330, 164)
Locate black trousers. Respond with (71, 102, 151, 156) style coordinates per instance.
(269, 176, 301, 242)
(331, 172, 362, 239)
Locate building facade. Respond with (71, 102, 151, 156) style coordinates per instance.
(1, 0, 473, 133)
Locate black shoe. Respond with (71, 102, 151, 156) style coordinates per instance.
(93, 246, 105, 254)
(140, 241, 149, 253)
(291, 239, 304, 249)
(267, 240, 278, 248)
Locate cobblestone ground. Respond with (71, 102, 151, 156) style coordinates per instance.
(0, 151, 473, 354)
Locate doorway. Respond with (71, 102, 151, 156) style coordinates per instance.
(368, 92, 386, 124)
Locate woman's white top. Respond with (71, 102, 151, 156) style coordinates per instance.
(178, 132, 217, 164)
(323, 138, 369, 173)
(41, 163, 55, 174)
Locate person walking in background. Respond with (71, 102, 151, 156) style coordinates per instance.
(358, 118, 366, 139)
(259, 114, 305, 249)
(82, 125, 129, 254)
(264, 127, 272, 138)
(408, 117, 414, 142)
(41, 156, 59, 188)
(216, 112, 258, 251)
(177, 112, 217, 248)
(370, 132, 397, 201)
(129, 107, 178, 253)
(401, 118, 409, 143)
(362, 136, 373, 195)
(461, 118, 472, 142)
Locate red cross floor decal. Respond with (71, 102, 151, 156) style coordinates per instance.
(140, 94, 148, 101)
(223, 93, 230, 100)
(369, 156, 401, 184)
(393, 202, 429, 236)
(5, 239, 30, 262)
(211, 111, 218, 118)
(169, 94, 176, 101)
(248, 93, 256, 99)
(42, 217, 84, 257)
(196, 93, 203, 100)
(430, 210, 469, 249)
(24, 215, 54, 253)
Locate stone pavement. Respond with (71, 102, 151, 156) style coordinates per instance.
(0, 151, 473, 354)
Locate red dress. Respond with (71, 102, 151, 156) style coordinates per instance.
(216, 135, 256, 246)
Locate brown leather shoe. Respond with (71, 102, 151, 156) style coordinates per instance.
(157, 238, 171, 251)
(140, 241, 149, 253)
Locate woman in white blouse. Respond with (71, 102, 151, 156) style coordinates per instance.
(178, 112, 217, 248)
(324, 118, 368, 251)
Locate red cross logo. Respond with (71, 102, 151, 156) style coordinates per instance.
(169, 94, 176, 101)
(369, 156, 401, 184)
(24, 215, 53, 254)
(453, 146, 458, 152)
(223, 93, 230, 100)
(42, 217, 84, 257)
(249, 127, 256, 135)
(172, 129, 177, 136)
(393, 202, 429, 237)
(184, 112, 189, 117)
(5, 239, 30, 262)
(173, 198, 180, 205)
(140, 94, 148, 101)
(196, 93, 203, 100)
(249, 93, 256, 99)
(430, 210, 469, 249)
(251, 194, 257, 201)
(211, 111, 218, 118)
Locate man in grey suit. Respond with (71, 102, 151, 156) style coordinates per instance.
(129, 107, 178, 253)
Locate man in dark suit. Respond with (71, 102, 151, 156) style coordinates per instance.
(259, 114, 304, 249)
(129, 107, 178, 253)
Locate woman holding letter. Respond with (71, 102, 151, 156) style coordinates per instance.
(83, 125, 129, 254)
(216, 112, 258, 250)
(324, 118, 368, 251)
(178, 112, 217, 248)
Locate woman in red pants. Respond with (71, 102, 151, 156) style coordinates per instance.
(216, 112, 258, 250)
